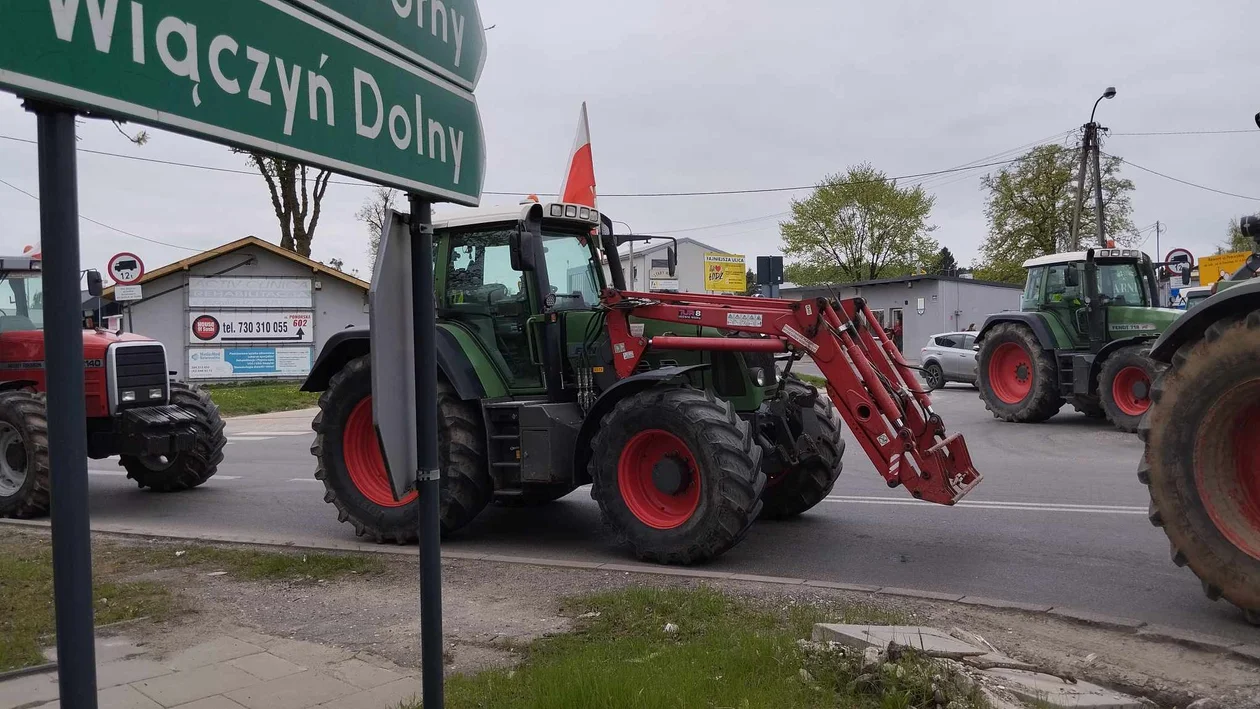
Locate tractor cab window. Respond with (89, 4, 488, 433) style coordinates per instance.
(541, 233, 601, 310)
(0, 272, 43, 332)
(1022, 267, 1046, 310)
(445, 229, 522, 304)
(1098, 263, 1147, 306)
(1043, 264, 1084, 307)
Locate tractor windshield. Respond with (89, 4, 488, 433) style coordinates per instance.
(1098, 262, 1148, 306)
(542, 231, 603, 310)
(0, 271, 44, 332)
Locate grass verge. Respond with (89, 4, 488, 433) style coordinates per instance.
(202, 381, 319, 417)
(408, 587, 988, 709)
(797, 373, 828, 390)
(0, 533, 382, 672)
(0, 538, 173, 673)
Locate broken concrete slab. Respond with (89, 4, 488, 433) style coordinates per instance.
(984, 668, 1144, 708)
(812, 624, 988, 658)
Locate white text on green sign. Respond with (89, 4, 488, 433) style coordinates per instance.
(0, 0, 484, 204)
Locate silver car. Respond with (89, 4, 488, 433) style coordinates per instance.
(920, 331, 978, 390)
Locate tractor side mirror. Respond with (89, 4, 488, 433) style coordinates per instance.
(85, 269, 103, 297)
(509, 229, 537, 272)
(1182, 268, 1192, 286)
(667, 247, 677, 277)
(1064, 265, 1080, 288)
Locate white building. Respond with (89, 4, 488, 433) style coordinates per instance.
(618, 237, 742, 293)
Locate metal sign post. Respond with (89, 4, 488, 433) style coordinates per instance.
(409, 195, 444, 709)
(32, 103, 98, 707)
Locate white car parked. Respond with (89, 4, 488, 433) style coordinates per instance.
(920, 331, 978, 390)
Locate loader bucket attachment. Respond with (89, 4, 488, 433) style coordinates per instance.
(600, 289, 984, 506)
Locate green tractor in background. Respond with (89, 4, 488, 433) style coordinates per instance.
(975, 248, 1183, 432)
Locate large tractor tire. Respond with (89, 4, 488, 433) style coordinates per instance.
(1140, 311, 1260, 625)
(0, 391, 50, 519)
(759, 376, 845, 520)
(311, 355, 491, 543)
(122, 382, 226, 492)
(590, 386, 765, 564)
(1098, 346, 1162, 433)
(976, 323, 1063, 422)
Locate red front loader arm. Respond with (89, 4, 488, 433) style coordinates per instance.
(600, 289, 982, 505)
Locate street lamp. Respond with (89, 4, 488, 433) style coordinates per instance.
(1071, 86, 1117, 248)
(1091, 86, 1117, 123)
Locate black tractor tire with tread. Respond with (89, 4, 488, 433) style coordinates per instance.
(122, 382, 226, 492)
(590, 386, 765, 564)
(1140, 310, 1260, 625)
(976, 323, 1063, 423)
(311, 354, 492, 543)
(922, 362, 945, 391)
(759, 376, 845, 520)
(0, 391, 50, 519)
(1098, 345, 1163, 433)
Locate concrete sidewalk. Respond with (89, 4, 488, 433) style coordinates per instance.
(2, 629, 420, 709)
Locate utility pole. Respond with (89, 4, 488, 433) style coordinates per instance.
(1069, 125, 1092, 250)
(1155, 221, 1161, 262)
(1070, 87, 1117, 250)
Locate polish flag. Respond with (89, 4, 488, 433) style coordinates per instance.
(559, 102, 597, 207)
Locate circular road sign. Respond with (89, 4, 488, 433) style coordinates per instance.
(1164, 247, 1194, 274)
(107, 252, 145, 285)
(191, 315, 221, 341)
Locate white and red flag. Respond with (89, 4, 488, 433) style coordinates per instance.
(558, 102, 597, 207)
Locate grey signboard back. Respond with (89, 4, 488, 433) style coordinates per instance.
(370, 210, 418, 499)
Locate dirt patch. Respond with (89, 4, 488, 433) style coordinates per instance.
(7, 527, 1257, 707)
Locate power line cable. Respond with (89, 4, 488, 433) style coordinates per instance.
(1101, 151, 1260, 201)
(1112, 129, 1256, 136)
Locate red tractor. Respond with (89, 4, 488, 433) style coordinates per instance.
(0, 255, 227, 518)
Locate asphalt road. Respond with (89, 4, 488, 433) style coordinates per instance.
(75, 387, 1257, 643)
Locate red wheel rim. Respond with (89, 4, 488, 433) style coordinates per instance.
(989, 342, 1033, 405)
(1195, 387, 1260, 561)
(343, 398, 417, 508)
(617, 429, 701, 530)
(1111, 366, 1152, 417)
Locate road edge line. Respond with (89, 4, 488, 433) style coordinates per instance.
(2, 518, 1255, 666)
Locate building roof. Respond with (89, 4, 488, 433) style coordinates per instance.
(618, 237, 726, 259)
(101, 236, 369, 298)
(785, 273, 1022, 291)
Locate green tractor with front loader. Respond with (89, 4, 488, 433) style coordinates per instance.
(301, 200, 981, 563)
(975, 248, 1183, 432)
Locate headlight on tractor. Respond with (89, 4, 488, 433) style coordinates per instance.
(749, 367, 767, 387)
(149, 388, 164, 400)
(121, 390, 136, 402)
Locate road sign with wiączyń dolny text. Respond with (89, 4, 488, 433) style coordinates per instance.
(0, 0, 485, 205)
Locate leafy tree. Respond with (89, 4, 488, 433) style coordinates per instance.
(1219, 218, 1253, 254)
(933, 247, 958, 276)
(358, 186, 402, 266)
(238, 151, 331, 258)
(969, 259, 1027, 285)
(979, 143, 1139, 275)
(780, 164, 938, 285)
(743, 269, 759, 295)
(326, 258, 346, 272)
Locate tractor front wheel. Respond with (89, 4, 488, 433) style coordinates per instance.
(590, 387, 765, 564)
(1141, 311, 1260, 625)
(758, 376, 845, 520)
(1099, 346, 1162, 433)
(311, 354, 491, 543)
(0, 391, 50, 519)
(122, 382, 226, 492)
(976, 323, 1062, 422)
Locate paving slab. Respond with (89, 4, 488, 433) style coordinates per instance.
(98, 684, 164, 709)
(984, 668, 1144, 708)
(812, 624, 987, 658)
(169, 698, 250, 709)
(319, 678, 421, 709)
(44, 635, 147, 665)
(229, 653, 306, 681)
(97, 658, 172, 689)
(167, 637, 266, 671)
(0, 672, 59, 709)
(329, 658, 405, 690)
(132, 663, 261, 707)
(224, 670, 359, 709)
(262, 638, 355, 668)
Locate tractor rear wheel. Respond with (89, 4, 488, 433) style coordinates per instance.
(312, 354, 491, 543)
(0, 391, 50, 519)
(1099, 346, 1162, 433)
(977, 323, 1062, 422)
(1141, 311, 1260, 625)
(759, 376, 845, 520)
(122, 382, 226, 492)
(590, 387, 764, 564)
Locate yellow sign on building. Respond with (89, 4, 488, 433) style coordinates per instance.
(703, 252, 747, 293)
(1198, 251, 1252, 286)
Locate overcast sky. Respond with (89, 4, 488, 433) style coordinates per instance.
(2, 0, 1258, 282)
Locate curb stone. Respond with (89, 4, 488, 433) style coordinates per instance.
(2, 518, 1255, 667)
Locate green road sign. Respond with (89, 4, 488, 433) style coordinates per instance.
(0, 0, 484, 205)
(283, 0, 485, 91)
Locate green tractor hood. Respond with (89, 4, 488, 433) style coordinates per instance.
(1107, 306, 1183, 336)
